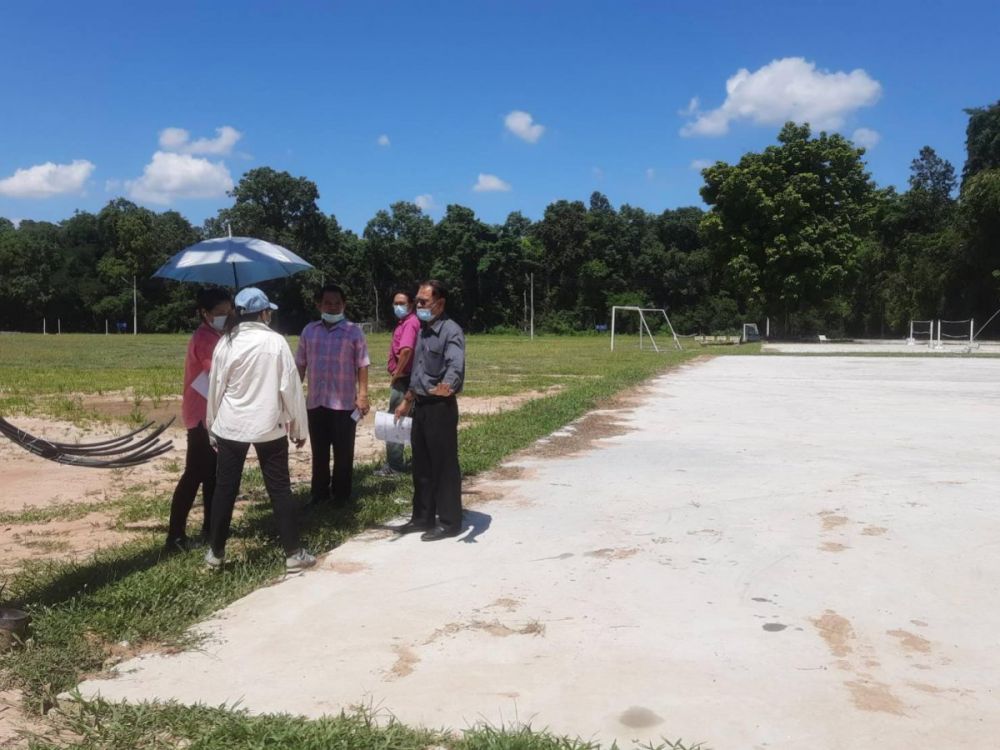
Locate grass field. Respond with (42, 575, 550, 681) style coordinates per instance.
(0, 332, 722, 749)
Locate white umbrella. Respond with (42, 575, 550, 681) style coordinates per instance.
(153, 234, 314, 288)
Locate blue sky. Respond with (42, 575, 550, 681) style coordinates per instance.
(1, 0, 998, 233)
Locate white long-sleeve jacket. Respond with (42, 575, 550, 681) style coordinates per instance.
(206, 322, 308, 444)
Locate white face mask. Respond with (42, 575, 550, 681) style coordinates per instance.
(321, 312, 345, 324)
(210, 315, 228, 331)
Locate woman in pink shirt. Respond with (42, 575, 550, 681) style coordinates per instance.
(375, 288, 420, 476)
(165, 288, 232, 553)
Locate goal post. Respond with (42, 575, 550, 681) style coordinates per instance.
(935, 318, 974, 348)
(610, 306, 683, 352)
(908, 319, 934, 345)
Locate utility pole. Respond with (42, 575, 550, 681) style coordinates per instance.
(133, 275, 138, 336)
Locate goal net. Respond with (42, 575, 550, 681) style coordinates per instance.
(935, 318, 974, 348)
(907, 319, 934, 345)
(741, 323, 761, 343)
(610, 307, 683, 352)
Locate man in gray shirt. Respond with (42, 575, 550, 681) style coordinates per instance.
(393, 279, 465, 540)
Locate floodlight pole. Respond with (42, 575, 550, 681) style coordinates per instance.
(610, 307, 616, 351)
(133, 275, 138, 336)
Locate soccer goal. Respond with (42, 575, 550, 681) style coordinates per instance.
(610, 306, 683, 352)
(935, 318, 974, 348)
(741, 323, 761, 343)
(907, 319, 934, 345)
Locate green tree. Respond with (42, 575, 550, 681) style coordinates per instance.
(701, 122, 878, 334)
(961, 101, 1000, 186)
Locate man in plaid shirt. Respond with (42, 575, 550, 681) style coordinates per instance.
(296, 284, 371, 505)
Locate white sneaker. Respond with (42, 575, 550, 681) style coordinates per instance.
(286, 549, 317, 572)
(204, 549, 224, 569)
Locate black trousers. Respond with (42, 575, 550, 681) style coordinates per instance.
(167, 423, 215, 542)
(307, 407, 357, 503)
(410, 396, 463, 532)
(210, 435, 301, 556)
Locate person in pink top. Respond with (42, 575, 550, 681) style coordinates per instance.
(295, 284, 371, 506)
(165, 288, 232, 553)
(376, 288, 420, 476)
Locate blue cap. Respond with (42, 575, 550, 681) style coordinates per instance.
(234, 287, 278, 314)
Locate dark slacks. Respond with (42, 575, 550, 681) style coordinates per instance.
(210, 435, 301, 556)
(307, 407, 357, 503)
(167, 423, 215, 542)
(410, 396, 463, 532)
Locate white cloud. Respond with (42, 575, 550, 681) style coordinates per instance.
(646, 167, 656, 181)
(473, 173, 511, 192)
(681, 57, 882, 137)
(10, 218, 22, 228)
(0, 159, 94, 198)
(126, 151, 233, 204)
(679, 97, 700, 116)
(104, 179, 122, 193)
(158, 125, 242, 155)
(414, 193, 435, 211)
(690, 159, 712, 171)
(377, 134, 391, 147)
(851, 127, 881, 149)
(504, 110, 545, 143)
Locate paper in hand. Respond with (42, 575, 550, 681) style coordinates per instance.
(374, 411, 412, 444)
(191, 371, 210, 399)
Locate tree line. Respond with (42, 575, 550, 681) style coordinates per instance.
(1, 101, 998, 338)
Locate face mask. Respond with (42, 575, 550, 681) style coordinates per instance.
(210, 315, 228, 331)
(321, 312, 345, 324)
(416, 308, 434, 323)
(393, 305, 410, 319)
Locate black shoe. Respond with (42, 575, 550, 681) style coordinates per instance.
(163, 536, 192, 554)
(420, 525, 463, 542)
(305, 496, 330, 509)
(393, 520, 431, 535)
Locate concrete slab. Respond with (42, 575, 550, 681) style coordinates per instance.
(764, 340, 1000, 354)
(76, 356, 1000, 749)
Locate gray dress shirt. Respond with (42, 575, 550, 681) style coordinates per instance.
(409, 315, 465, 397)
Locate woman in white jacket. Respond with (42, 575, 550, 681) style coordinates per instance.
(205, 287, 315, 572)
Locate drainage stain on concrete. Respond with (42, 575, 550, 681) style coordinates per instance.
(861, 526, 888, 536)
(486, 598, 522, 612)
(820, 542, 849, 552)
(387, 645, 419, 680)
(751, 597, 772, 603)
(618, 705, 664, 728)
(844, 678, 906, 715)
(585, 547, 639, 560)
(819, 512, 849, 530)
(326, 560, 368, 574)
(762, 623, 787, 632)
(887, 629, 932, 653)
(812, 610, 856, 657)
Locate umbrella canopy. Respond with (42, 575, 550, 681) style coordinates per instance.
(153, 236, 314, 288)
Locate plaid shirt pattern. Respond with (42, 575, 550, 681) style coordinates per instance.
(295, 320, 371, 410)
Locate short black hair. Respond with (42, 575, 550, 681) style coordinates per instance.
(419, 279, 447, 300)
(196, 287, 231, 311)
(392, 288, 415, 305)
(315, 284, 346, 303)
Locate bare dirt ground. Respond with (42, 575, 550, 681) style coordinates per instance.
(0, 390, 555, 572)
